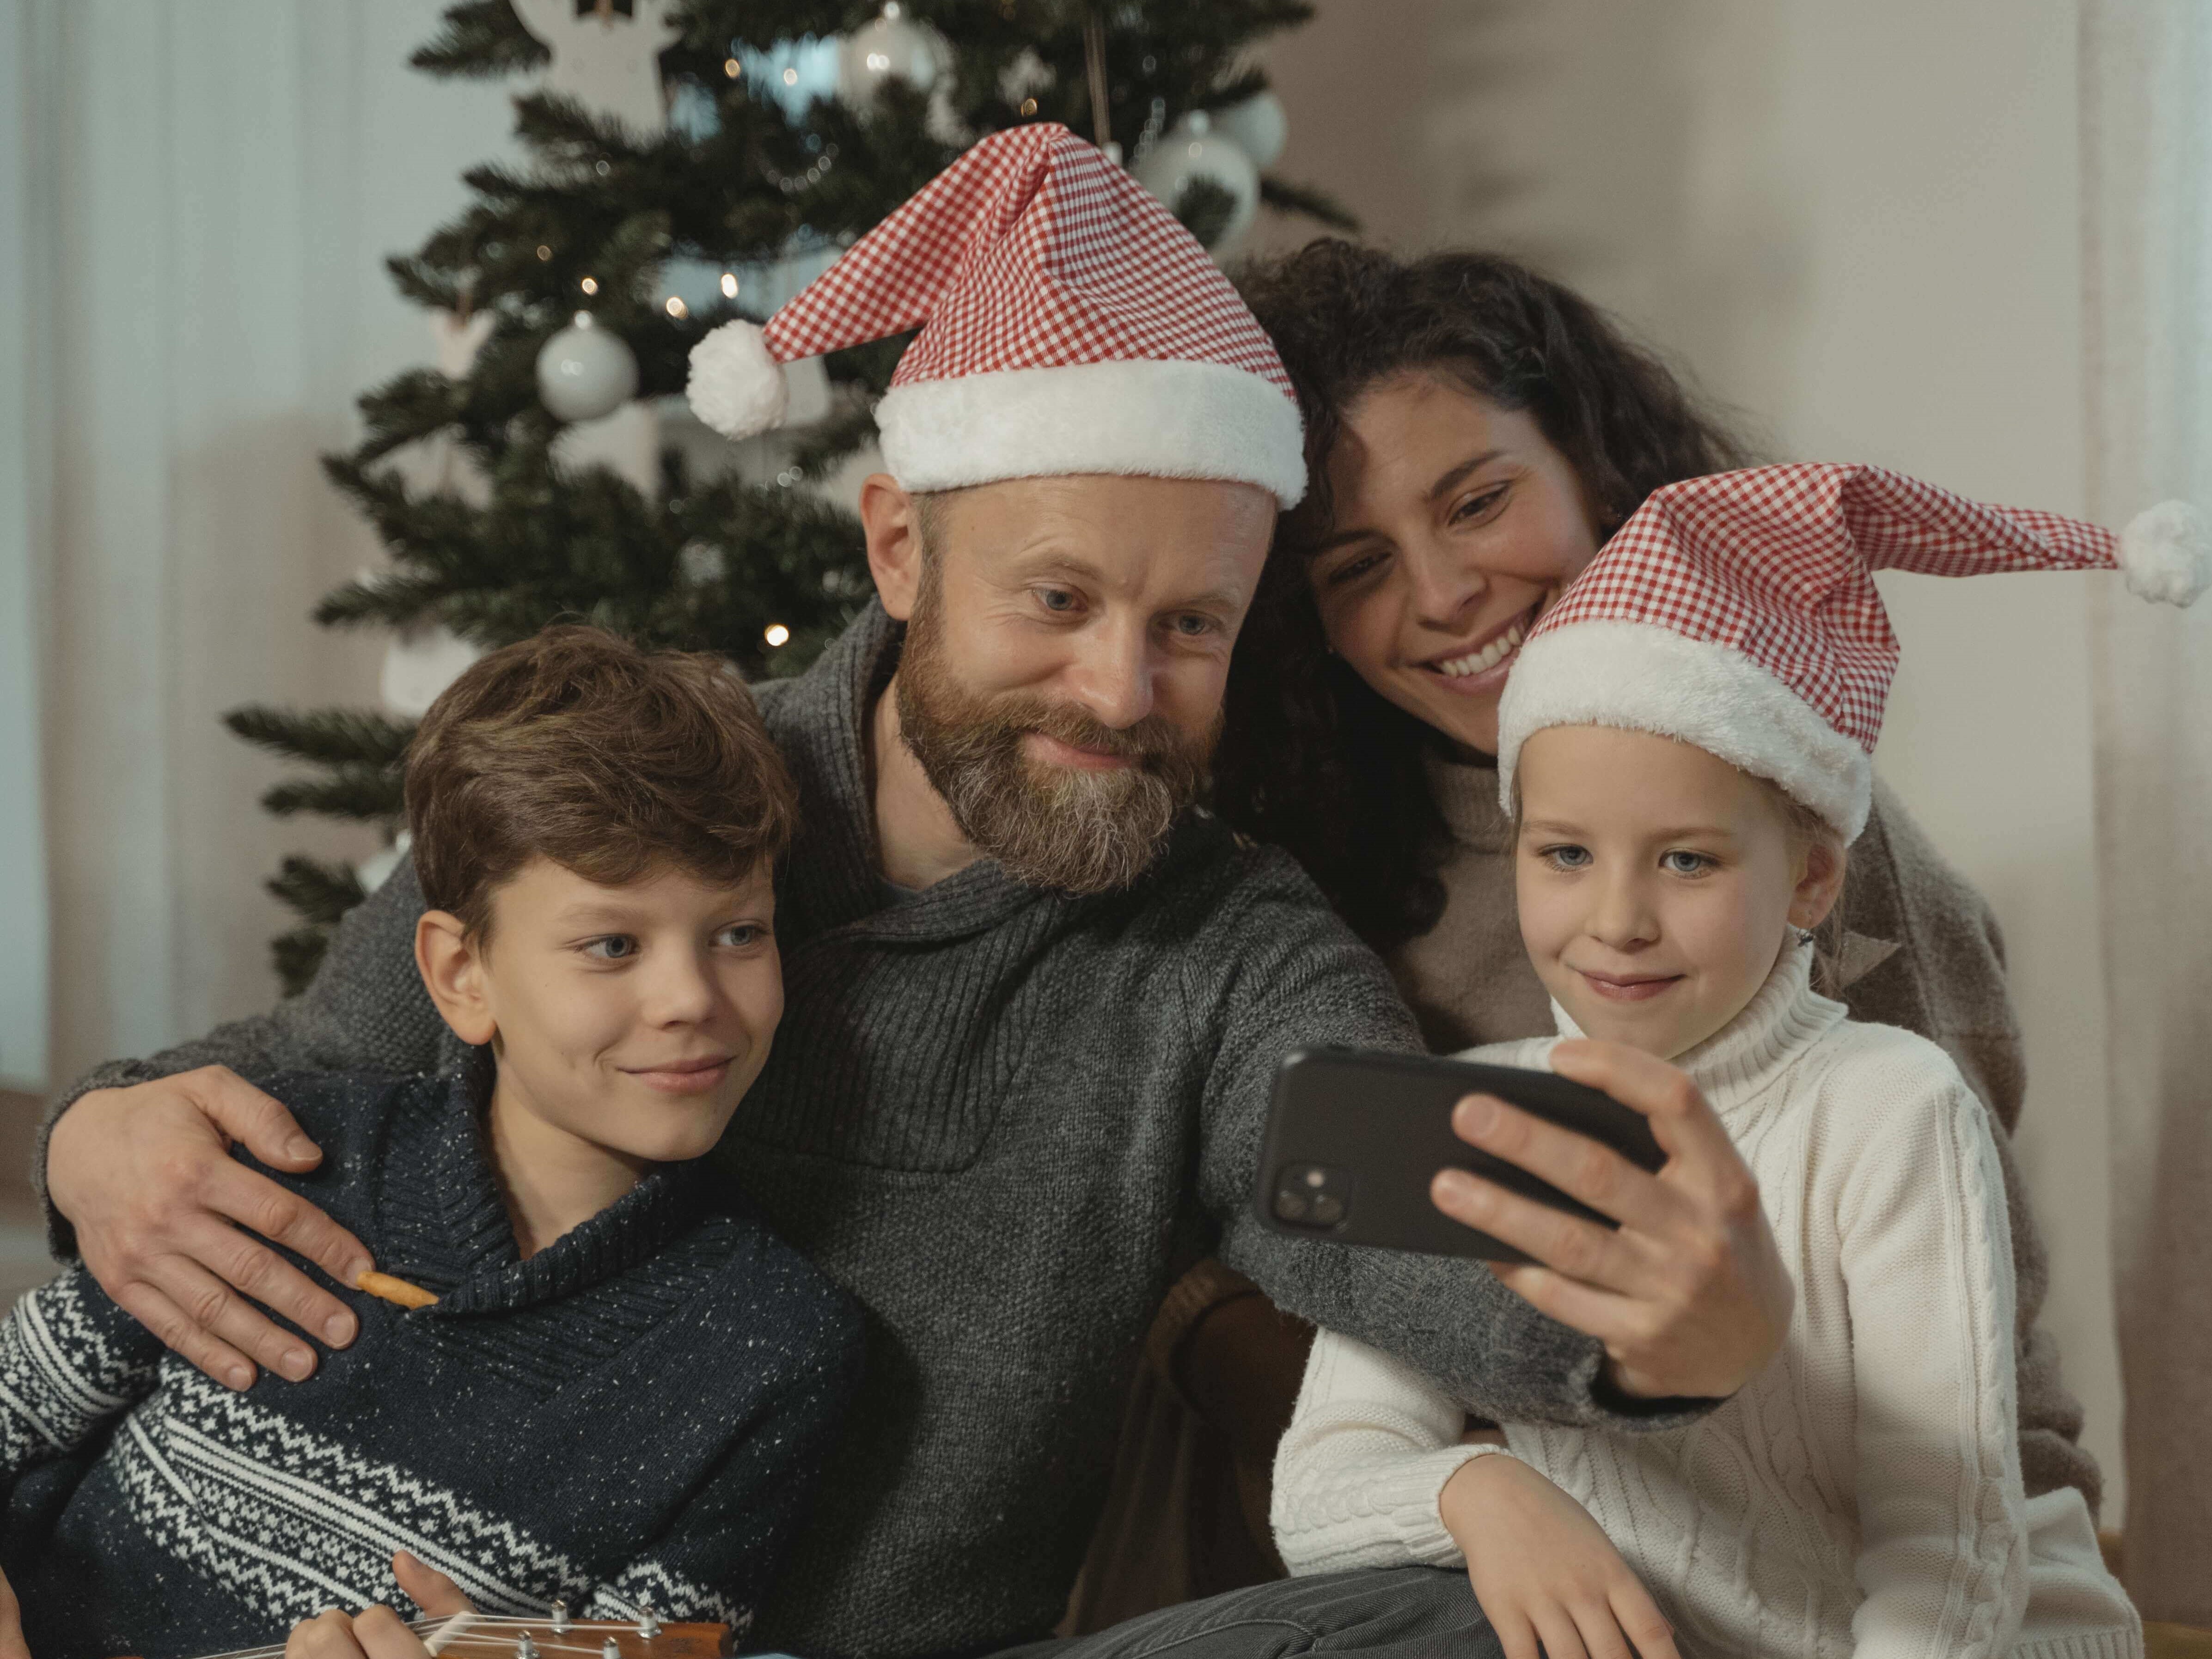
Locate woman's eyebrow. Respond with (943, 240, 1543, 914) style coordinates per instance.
(1424, 449, 1508, 503)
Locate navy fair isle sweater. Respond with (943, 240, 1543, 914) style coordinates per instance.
(0, 1067, 862, 1659)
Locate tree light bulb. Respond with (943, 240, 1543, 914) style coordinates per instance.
(580, 275, 599, 295)
(720, 272, 739, 299)
(764, 624, 791, 647)
(867, 52, 890, 71)
(665, 296, 688, 319)
(536, 244, 553, 261)
(724, 57, 742, 79)
(782, 67, 799, 86)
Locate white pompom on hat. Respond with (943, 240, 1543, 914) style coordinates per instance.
(1496, 463, 2208, 842)
(685, 122, 1307, 507)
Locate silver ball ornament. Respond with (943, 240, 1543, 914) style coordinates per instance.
(536, 311, 638, 423)
(838, 8, 944, 109)
(1212, 91, 1288, 170)
(1131, 112, 1261, 251)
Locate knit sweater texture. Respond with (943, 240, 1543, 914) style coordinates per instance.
(1386, 747, 2097, 1508)
(1272, 945, 2141, 1659)
(2, 1066, 861, 1659)
(40, 604, 1695, 1659)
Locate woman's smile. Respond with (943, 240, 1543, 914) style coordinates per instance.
(1412, 598, 1547, 693)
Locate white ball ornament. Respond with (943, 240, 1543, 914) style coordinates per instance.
(1132, 111, 1261, 251)
(838, 6, 946, 109)
(535, 311, 638, 423)
(1212, 91, 1288, 170)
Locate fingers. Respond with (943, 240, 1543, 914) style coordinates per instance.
(288, 1609, 367, 1659)
(1533, 1605, 1592, 1659)
(1547, 1042, 1753, 1209)
(197, 1157, 374, 1302)
(186, 1067, 325, 1170)
(351, 1606, 436, 1659)
(0, 1566, 27, 1659)
(105, 1276, 261, 1391)
(128, 1245, 327, 1384)
(1433, 1165, 1638, 1293)
(1489, 1611, 1542, 1659)
(1487, 1262, 1643, 1343)
(1609, 1583, 1680, 1659)
(392, 1551, 474, 1617)
(1450, 1093, 1687, 1235)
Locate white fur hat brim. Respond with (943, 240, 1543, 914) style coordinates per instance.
(876, 358, 1307, 509)
(1497, 621, 1875, 842)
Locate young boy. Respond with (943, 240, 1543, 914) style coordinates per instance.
(0, 626, 862, 1659)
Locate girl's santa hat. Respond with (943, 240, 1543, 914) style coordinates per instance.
(685, 122, 1306, 507)
(1496, 463, 2208, 841)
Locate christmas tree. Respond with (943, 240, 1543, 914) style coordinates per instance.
(229, 0, 1350, 994)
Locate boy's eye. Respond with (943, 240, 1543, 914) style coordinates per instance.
(714, 923, 767, 949)
(1661, 850, 1715, 876)
(1538, 843, 1592, 871)
(582, 935, 638, 961)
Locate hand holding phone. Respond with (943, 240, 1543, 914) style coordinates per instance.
(1255, 1047, 1663, 1263)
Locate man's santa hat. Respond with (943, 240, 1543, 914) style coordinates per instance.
(685, 122, 1306, 508)
(1496, 463, 2208, 842)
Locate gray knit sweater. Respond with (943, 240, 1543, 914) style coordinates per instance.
(45, 606, 1706, 1659)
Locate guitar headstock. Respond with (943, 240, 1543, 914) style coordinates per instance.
(422, 1610, 732, 1659)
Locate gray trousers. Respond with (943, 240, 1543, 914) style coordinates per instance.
(997, 1568, 1503, 1659)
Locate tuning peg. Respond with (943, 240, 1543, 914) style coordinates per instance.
(516, 1633, 538, 1659)
(602, 1640, 620, 1659)
(638, 1605, 661, 1640)
(550, 1603, 572, 1635)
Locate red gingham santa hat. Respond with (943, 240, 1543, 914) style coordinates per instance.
(1496, 463, 2208, 841)
(685, 123, 1305, 507)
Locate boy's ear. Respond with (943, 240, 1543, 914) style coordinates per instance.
(414, 910, 497, 1048)
(858, 472, 925, 622)
(1788, 842, 1849, 932)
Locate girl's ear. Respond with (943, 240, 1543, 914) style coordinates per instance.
(414, 910, 497, 1047)
(1788, 840, 1848, 932)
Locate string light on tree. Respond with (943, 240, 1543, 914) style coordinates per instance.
(535, 311, 638, 422)
(838, 3, 947, 109)
(764, 623, 791, 648)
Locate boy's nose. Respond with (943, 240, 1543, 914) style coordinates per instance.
(643, 952, 720, 1023)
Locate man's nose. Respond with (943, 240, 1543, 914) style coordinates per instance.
(1065, 619, 1156, 729)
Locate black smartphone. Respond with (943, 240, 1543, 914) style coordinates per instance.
(1254, 1046, 1667, 1263)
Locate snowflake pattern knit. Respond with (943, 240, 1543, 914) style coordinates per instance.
(0, 1066, 862, 1659)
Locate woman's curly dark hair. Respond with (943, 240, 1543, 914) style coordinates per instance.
(1215, 240, 1751, 948)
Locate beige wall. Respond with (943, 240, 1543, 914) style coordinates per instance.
(1258, 0, 2124, 1501)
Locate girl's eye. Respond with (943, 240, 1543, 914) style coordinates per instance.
(1448, 485, 1509, 526)
(1662, 850, 1715, 876)
(1539, 843, 1592, 871)
(715, 923, 766, 949)
(582, 935, 638, 961)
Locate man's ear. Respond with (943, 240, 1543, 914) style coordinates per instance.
(1788, 841, 1848, 932)
(859, 472, 925, 622)
(414, 910, 497, 1047)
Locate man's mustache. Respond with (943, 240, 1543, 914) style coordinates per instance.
(986, 696, 1207, 771)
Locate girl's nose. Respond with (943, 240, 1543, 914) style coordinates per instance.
(1588, 872, 1659, 950)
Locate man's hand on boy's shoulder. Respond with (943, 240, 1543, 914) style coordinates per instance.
(286, 1553, 474, 1659)
(48, 1065, 374, 1392)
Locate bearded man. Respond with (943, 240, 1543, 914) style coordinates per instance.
(36, 128, 1790, 1659)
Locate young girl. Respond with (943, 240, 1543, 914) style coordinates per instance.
(1270, 464, 2201, 1659)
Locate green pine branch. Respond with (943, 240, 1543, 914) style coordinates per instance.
(261, 770, 407, 823)
(266, 856, 370, 928)
(226, 706, 416, 769)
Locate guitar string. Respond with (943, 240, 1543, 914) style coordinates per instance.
(200, 1615, 675, 1659)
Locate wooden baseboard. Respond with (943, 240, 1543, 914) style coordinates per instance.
(0, 1091, 38, 1205)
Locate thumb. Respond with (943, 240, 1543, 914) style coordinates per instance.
(393, 1551, 474, 1618)
(0, 1567, 30, 1659)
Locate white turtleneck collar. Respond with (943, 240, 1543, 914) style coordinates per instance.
(1551, 938, 1849, 1116)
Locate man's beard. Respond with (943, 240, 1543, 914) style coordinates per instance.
(894, 586, 1219, 895)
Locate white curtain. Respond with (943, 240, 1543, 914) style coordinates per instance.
(12, 0, 513, 1091)
(2081, 0, 2212, 1624)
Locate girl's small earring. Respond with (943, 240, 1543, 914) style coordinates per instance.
(1792, 926, 1816, 948)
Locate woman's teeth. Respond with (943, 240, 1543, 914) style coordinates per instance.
(1433, 617, 1527, 678)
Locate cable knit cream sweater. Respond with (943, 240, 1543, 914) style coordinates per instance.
(1271, 945, 2139, 1659)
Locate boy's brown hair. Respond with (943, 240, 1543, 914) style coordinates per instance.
(405, 625, 796, 939)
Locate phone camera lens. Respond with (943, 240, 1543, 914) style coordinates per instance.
(1274, 1189, 1311, 1222)
(1309, 1193, 1344, 1226)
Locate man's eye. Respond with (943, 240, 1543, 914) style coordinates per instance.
(1169, 613, 1217, 638)
(582, 935, 638, 961)
(1037, 587, 1078, 613)
(1539, 844, 1592, 870)
(1662, 850, 1714, 876)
